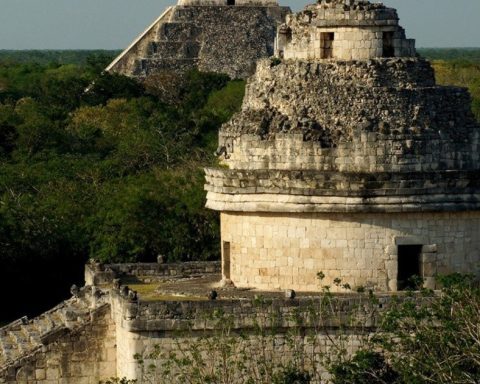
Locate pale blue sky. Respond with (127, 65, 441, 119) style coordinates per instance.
(0, 0, 478, 50)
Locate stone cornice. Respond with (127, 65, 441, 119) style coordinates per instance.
(205, 168, 480, 213)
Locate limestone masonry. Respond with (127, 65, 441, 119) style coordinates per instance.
(205, 0, 480, 292)
(106, 0, 290, 79)
(2, 1, 480, 383)
(0, 261, 397, 383)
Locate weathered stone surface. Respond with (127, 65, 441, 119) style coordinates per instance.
(276, 0, 415, 60)
(205, 0, 480, 292)
(107, 2, 290, 79)
(219, 211, 480, 291)
(0, 287, 115, 384)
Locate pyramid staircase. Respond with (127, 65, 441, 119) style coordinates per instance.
(0, 287, 109, 371)
(114, 6, 203, 77)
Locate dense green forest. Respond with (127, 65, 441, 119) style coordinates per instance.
(418, 47, 480, 62)
(0, 50, 121, 66)
(0, 49, 478, 322)
(0, 52, 245, 320)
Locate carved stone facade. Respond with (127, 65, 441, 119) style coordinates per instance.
(205, 0, 480, 292)
(106, 0, 290, 79)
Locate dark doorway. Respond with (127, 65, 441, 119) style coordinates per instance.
(320, 32, 335, 59)
(397, 245, 422, 290)
(286, 28, 293, 44)
(223, 241, 231, 280)
(383, 32, 395, 57)
(227, 0, 235, 5)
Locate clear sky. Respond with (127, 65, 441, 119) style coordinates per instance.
(0, 0, 478, 50)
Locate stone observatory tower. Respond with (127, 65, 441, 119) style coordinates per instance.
(106, 0, 290, 79)
(205, 0, 480, 292)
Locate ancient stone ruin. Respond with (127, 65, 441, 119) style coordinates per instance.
(2, 1, 480, 383)
(0, 261, 394, 383)
(106, 0, 290, 79)
(205, 0, 480, 292)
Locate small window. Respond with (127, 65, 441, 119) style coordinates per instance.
(397, 245, 422, 290)
(383, 32, 395, 58)
(223, 241, 231, 280)
(227, 0, 235, 5)
(320, 32, 335, 59)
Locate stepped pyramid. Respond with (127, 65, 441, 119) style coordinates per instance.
(107, 0, 290, 79)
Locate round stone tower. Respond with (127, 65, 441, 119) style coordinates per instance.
(205, 0, 480, 292)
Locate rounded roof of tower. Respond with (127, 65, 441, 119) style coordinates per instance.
(205, 0, 480, 214)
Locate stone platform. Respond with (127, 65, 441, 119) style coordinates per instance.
(0, 260, 434, 384)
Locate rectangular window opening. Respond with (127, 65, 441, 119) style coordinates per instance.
(397, 245, 422, 290)
(383, 32, 395, 58)
(320, 32, 335, 59)
(227, 0, 235, 5)
(223, 241, 231, 280)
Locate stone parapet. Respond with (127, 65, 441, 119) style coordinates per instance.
(111, 290, 397, 332)
(85, 261, 221, 286)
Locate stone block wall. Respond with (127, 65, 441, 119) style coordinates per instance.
(282, 26, 415, 61)
(276, 0, 415, 60)
(219, 211, 480, 291)
(219, 131, 480, 174)
(110, 292, 393, 382)
(0, 305, 116, 384)
(117, 330, 366, 383)
(85, 261, 221, 286)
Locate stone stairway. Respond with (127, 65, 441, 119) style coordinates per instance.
(0, 286, 108, 369)
(133, 12, 201, 76)
(106, 3, 289, 80)
(105, 6, 175, 76)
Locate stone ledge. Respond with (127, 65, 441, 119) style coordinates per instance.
(206, 191, 480, 213)
(205, 168, 480, 199)
(113, 291, 406, 331)
(85, 261, 221, 286)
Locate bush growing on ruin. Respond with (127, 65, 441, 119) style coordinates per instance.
(128, 275, 480, 384)
(330, 274, 480, 384)
(133, 284, 378, 384)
